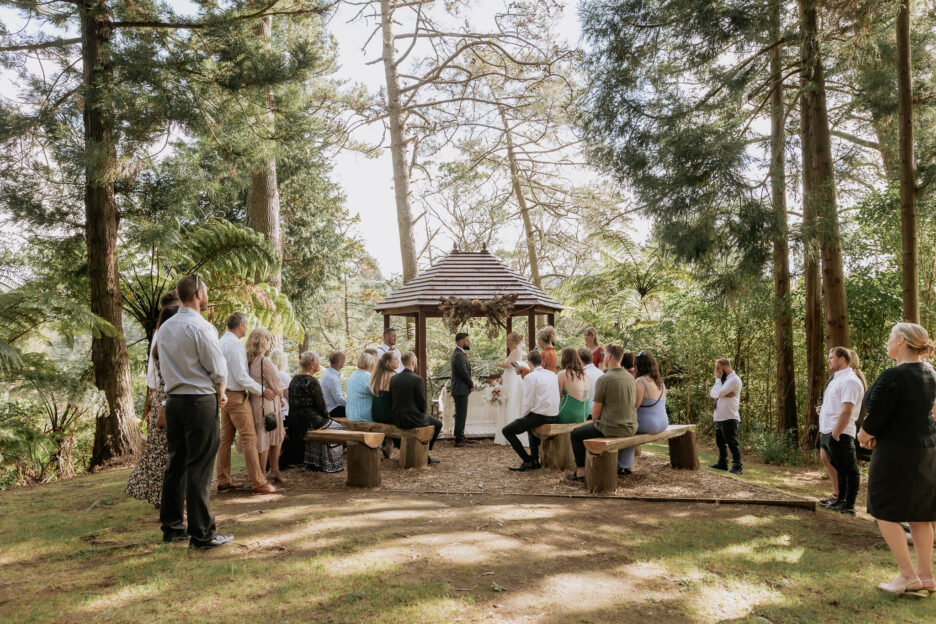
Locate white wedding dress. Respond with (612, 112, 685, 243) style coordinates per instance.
(494, 345, 528, 447)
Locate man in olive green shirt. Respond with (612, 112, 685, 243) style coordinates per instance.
(568, 344, 637, 481)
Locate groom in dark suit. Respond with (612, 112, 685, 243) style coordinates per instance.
(451, 332, 475, 447)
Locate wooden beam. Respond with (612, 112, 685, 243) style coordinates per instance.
(506, 316, 513, 356)
(384, 314, 391, 331)
(547, 313, 555, 327)
(528, 310, 536, 353)
(417, 308, 428, 384)
(304, 429, 385, 449)
(583, 425, 697, 455)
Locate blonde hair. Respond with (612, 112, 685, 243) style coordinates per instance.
(245, 328, 273, 362)
(536, 326, 556, 347)
(299, 350, 320, 369)
(890, 322, 935, 358)
(357, 351, 376, 371)
(270, 350, 289, 372)
(369, 352, 397, 394)
(584, 327, 598, 347)
(506, 331, 522, 347)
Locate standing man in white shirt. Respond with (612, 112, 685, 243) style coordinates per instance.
(157, 274, 231, 549)
(817, 347, 865, 514)
(579, 348, 604, 404)
(501, 350, 560, 471)
(377, 327, 404, 374)
(709, 358, 743, 475)
(321, 350, 347, 418)
(217, 313, 280, 495)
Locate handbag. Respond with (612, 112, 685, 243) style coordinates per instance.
(260, 358, 278, 432)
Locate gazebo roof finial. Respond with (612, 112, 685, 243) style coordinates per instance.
(452, 241, 459, 252)
(481, 241, 488, 252)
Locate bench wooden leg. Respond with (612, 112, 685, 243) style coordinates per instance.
(399, 437, 428, 469)
(668, 431, 699, 470)
(346, 442, 382, 487)
(585, 451, 618, 493)
(541, 433, 575, 471)
(634, 444, 642, 458)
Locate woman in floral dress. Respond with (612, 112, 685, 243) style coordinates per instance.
(125, 305, 179, 507)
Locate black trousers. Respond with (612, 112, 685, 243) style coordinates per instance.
(571, 422, 606, 468)
(715, 419, 742, 466)
(453, 394, 469, 441)
(502, 412, 557, 463)
(820, 433, 859, 506)
(160, 394, 220, 544)
(423, 416, 443, 450)
(329, 405, 346, 420)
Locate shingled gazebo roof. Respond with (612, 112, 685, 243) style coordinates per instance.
(374, 247, 563, 315)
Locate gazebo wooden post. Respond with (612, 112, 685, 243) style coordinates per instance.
(506, 316, 513, 356)
(527, 310, 536, 352)
(547, 313, 555, 327)
(384, 314, 390, 331)
(416, 309, 427, 384)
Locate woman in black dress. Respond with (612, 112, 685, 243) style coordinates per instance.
(858, 322, 936, 594)
(280, 351, 343, 473)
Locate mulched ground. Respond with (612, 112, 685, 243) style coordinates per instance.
(250, 439, 805, 503)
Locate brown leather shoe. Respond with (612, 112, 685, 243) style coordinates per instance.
(454, 440, 466, 448)
(217, 482, 240, 492)
(252, 484, 285, 495)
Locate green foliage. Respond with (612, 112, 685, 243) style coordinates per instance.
(742, 423, 803, 466)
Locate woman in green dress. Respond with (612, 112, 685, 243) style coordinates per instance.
(557, 347, 589, 423)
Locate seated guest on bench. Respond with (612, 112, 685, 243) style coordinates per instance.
(617, 351, 668, 475)
(502, 350, 561, 471)
(346, 351, 377, 422)
(567, 344, 637, 482)
(321, 350, 347, 419)
(390, 351, 443, 464)
(621, 351, 636, 376)
(282, 351, 343, 473)
(557, 347, 589, 424)
(369, 352, 398, 425)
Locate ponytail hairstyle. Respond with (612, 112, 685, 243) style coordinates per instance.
(536, 326, 556, 347)
(890, 322, 936, 359)
(832, 346, 867, 389)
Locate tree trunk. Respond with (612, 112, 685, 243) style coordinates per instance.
(81, 3, 141, 468)
(800, 0, 849, 348)
(499, 107, 541, 289)
(768, 1, 798, 443)
(896, 0, 919, 323)
(381, 0, 418, 283)
(799, 3, 825, 449)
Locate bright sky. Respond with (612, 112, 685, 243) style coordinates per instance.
(0, 1, 584, 278)
(327, 2, 584, 278)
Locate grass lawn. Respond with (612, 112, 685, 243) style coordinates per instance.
(0, 449, 932, 623)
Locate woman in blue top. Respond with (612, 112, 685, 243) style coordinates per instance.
(346, 351, 378, 422)
(618, 351, 668, 475)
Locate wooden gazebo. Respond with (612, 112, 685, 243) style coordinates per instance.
(374, 246, 563, 381)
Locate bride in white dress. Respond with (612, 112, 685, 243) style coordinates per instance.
(494, 332, 528, 446)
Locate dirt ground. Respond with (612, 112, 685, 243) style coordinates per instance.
(251, 438, 805, 504)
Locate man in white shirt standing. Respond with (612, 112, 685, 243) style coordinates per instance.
(709, 358, 743, 475)
(579, 348, 604, 402)
(217, 312, 280, 495)
(377, 327, 404, 374)
(817, 347, 865, 514)
(501, 350, 560, 471)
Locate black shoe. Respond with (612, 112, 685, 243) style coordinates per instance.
(709, 462, 729, 471)
(729, 463, 743, 476)
(509, 461, 538, 472)
(162, 530, 187, 543)
(618, 468, 632, 476)
(565, 472, 585, 482)
(189, 534, 234, 549)
(819, 497, 842, 509)
(427, 456, 440, 465)
(827, 502, 855, 515)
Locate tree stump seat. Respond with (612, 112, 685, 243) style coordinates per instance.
(332, 418, 434, 469)
(531, 423, 581, 470)
(303, 430, 385, 488)
(582, 424, 698, 494)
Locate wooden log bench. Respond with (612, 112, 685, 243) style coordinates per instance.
(531, 423, 581, 470)
(583, 424, 698, 493)
(304, 430, 385, 488)
(332, 418, 435, 469)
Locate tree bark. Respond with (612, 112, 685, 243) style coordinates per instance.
(800, 0, 849, 348)
(499, 107, 541, 289)
(82, 2, 142, 468)
(896, 0, 919, 323)
(769, 1, 798, 444)
(381, 0, 418, 283)
(799, 1, 825, 449)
